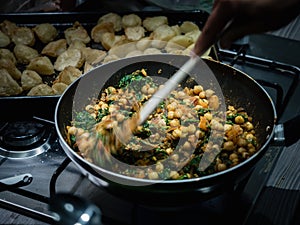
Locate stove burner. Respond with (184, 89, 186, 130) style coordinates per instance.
(0, 121, 51, 159)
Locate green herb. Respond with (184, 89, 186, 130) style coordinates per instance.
(73, 111, 96, 130)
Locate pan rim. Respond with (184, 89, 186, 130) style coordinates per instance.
(55, 54, 277, 187)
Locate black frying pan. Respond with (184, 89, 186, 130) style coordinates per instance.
(55, 54, 278, 205)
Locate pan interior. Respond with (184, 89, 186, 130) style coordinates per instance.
(56, 54, 276, 187)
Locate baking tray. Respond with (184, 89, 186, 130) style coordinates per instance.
(0, 10, 218, 121)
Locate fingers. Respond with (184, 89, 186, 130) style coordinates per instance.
(193, 0, 236, 56)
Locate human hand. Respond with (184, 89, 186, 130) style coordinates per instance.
(193, 0, 300, 56)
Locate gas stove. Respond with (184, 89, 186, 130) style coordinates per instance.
(0, 29, 300, 225)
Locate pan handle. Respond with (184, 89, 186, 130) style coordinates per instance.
(283, 115, 300, 147)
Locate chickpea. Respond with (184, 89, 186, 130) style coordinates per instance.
(167, 101, 177, 111)
(229, 153, 238, 160)
(94, 104, 100, 111)
(169, 119, 180, 127)
(227, 105, 235, 111)
(172, 128, 182, 138)
(205, 89, 215, 98)
(182, 141, 192, 150)
(224, 124, 233, 132)
(235, 115, 245, 124)
(175, 91, 186, 99)
(223, 141, 235, 151)
(170, 153, 179, 161)
(181, 126, 188, 133)
(199, 91, 206, 98)
(193, 85, 203, 94)
(141, 84, 149, 94)
(135, 170, 146, 179)
(147, 87, 155, 95)
(215, 158, 222, 164)
(217, 163, 227, 171)
(116, 113, 125, 122)
(242, 152, 250, 159)
(238, 147, 247, 154)
(67, 126, 77, 136)
(155, 162, 164, 172)
(148, 171, 159, 180)
(246, 133, 254, 140)
(194, 104, 202, 111)
(232, 157, 239, 164)
(209, 95, 219, 110)
(85, 104, 94, 113)
(170, 171, 180, 179)
(166, 148, 173, 155)
(248, 147, 256, 155)
(244, 121, 254, 131)
(107, 86, 116, 94)
(204, 112, 213, 121)
(210, 119, 224, 131)
(118, 98, 128, 105)
(187, 124, 196, 134)
(101, 103, 108, 109)
(196, 130, 204, 139)
(174, 109, 183, 118)
(237, 137, 247, 147)
(167, 111, 175, 119)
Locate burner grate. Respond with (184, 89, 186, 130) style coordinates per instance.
(0, 120, 52, 159)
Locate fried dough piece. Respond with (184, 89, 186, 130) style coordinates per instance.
(124, 26, 145, 41)
(0, 58, 22, 80)
(21, 69, 43, 91)
(100, 32, 126, 50)
(54, 48, 84, 71)
(52, 82, 68, 95)
(152, 24, 177, 42)
(64, 21, 91, 45)
(11, 27, 35, 46)
(0, 69, 23, 96)
(108, 42, 137, 58)
(54, 66, 82, 85)
(185, 29, 201, 43)
(91, 22, 114, 43)
(179, 21, 199, 34)
(14, 44, 39, 64)
(0, 20, 18, 37)
(81, 47, 107, 65)
(0, 48, 16, 64)
(167, 35, 194, 49)
(125, 50, 143, 58)
(68, 40, 86, 50)
(33, 23, 58, 44)
(136, 37, 152, 51)
(97, 13, 122, 32)
(143, 47, 162, 55)
(0, 30, 10, 47)
(122, 14, 142, 28)
(83, 62, 94, 73)
(41, 39, 67, 57)
(27, 56, 55, 75)
(27, 83, 55, 96)
(102, 54, 120, 63)
(171, 25, 181, 36)
(142, 16, 168, 32)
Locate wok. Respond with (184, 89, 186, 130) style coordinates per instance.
(55, 54, 279, 205)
